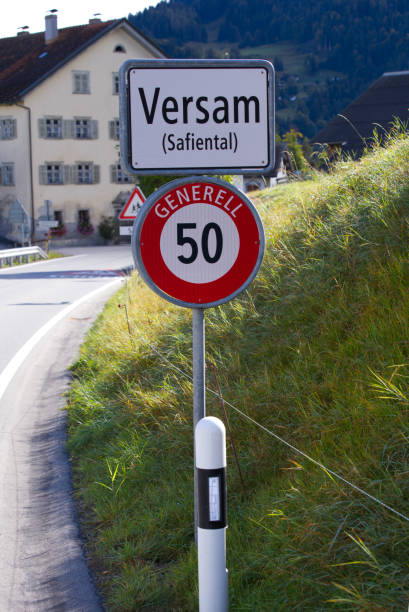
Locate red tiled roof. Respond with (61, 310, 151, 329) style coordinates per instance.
(0, 19, 163, 103)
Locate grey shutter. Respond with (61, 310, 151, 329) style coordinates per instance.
(110, 164, 117, 183)
(63, 165, 72, 184)
(93, 164, 100, 184)
(0, 166, 2, 185)
(39, 165, 47, 185)
(63, 120, 74, 139)
(38, 119, 46, 138)
(72, 164, 79, 184)
(83, 72, 90, 94)
(91, 120, 98, 139)
(11, 119, 17, 138)
(109, 120, 115, 139)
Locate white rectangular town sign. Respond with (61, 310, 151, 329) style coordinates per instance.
(119, 59, 275, 176)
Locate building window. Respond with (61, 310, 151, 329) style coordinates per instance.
(46, 117, 61, 138)
(39, 163, 69, 185)
(72, 70, 90, 94)
(46, 163, 63, 184)
(77, 209, 94, 235)
(0, 163, 15, 185)
(112, 72, 119, 95)
(114, 44, 126, 53)
(74, 118, 98, 139)
(54, 210, 64, 224)
(0, 118, 17, 139)
(73, 162, 100, 184)
(76, 163, 92, 184)
(78, 209, 90, 225)
(110, 163, 132, 184)
(109, 119, 120, 140)
(39, 117, 62, 138)
(51, 210, 66, 236)
(75, 118, 91, 139)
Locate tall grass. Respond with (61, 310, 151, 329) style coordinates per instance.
(67, 132, 409, 610)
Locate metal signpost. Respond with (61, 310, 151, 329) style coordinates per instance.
(120, 58, 274, 611)
(131, 177, 265, 610)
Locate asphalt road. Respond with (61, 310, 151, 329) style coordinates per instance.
(0, 246, 134, 611)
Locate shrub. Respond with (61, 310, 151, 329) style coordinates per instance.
(98, 216, 119, 241)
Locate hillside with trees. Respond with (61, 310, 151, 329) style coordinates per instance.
(128, 0, 409, 139)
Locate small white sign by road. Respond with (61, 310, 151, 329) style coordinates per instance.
(38, 220, 58, 230)
(119, 59, 275, 176)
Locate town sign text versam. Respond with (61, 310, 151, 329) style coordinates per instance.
(120, 60, 275, 175)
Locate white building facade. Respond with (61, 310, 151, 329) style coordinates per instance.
(0, 15, 165, 245)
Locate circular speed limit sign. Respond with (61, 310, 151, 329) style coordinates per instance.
(132, 177, 265, 308)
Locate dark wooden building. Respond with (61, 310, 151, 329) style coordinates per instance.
(313, 71, 409, 156)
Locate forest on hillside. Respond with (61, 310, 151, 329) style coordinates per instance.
(128, 0, 409, 138)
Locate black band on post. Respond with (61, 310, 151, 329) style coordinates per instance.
(197, 467, 227, 529)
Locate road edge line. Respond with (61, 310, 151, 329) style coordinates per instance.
(0, 278, 123, 402)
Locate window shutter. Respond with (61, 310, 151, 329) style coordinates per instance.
(63, 165, 72, 184)
(109, 121, 115, 140)
(91, 120, 98, 139)
(39, 165, 47, 185)
(110, 164, 117, 183)
(63, 120, 74, 139)
(38, 119, 46, 138)
(72, 164, 79, 184)
(11, 119, 17, 138)
(73, 72, 79, 93)
(83, 72, 90, 93)
(93, 164, 100, 184)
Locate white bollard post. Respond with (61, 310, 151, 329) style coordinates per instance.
(195, 417, 228, 612)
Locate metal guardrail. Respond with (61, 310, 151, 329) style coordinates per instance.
(0, 246, 48, 268)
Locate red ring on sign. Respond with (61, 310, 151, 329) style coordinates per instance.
(139, 181, 261, 305)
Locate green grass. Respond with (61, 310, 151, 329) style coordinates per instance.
(67, 132, 409, 610)
(240, 41, 308, 73)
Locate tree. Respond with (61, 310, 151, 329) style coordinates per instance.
(138, 175, 182, 198)
(274, 56, 284, 72)
(282, 129, 307, 172)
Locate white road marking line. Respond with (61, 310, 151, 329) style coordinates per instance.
(0, 278, 123, 402)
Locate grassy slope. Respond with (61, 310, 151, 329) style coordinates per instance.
(67, 135, 409, 611)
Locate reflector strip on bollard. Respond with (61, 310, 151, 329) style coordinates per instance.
(197, 467, 227, 529)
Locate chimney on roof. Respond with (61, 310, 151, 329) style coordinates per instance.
(17, 25, 30, 36)
(45, 10, 58, 43)
(89, 13, 102, 24)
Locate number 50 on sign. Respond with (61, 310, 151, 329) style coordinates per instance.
(132, 177, 265, 308)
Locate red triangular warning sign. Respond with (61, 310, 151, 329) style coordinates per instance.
(119, 187, 146, 220)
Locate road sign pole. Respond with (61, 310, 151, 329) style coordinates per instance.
(193, 307, 205, 541)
